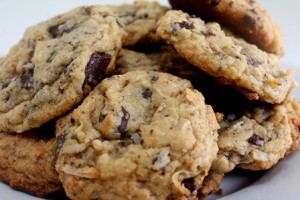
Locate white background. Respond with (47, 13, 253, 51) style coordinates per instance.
(0, 1, 299, 200)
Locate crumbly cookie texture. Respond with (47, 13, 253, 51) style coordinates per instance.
(0, 126, 61, 196)
(212, 100, 299, 173)
(157, 10, 295, 104)
(110, 0, 168, 46)
(169, 0, 284, 56)
(0, 6, 125, 133)
(55, 71, 219, 200)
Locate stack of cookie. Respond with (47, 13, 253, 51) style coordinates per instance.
(0, 1, 299, 199)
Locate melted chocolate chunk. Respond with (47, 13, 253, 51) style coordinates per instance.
(55, 133, 67, 160)
(182, 178, 196, 192)
(242, 15, 256, 27)
(175, 21, 195, 30)
(142, 88, 152, 99)
(210, 0, 220, 6)
(118, 107, 130, 136)
(248, 134, 265, 146)
(49, 24, 61, 38)
(83, 52, 112, 89)
(19, 73, 33, 89)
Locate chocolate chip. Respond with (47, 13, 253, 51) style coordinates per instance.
(152, 156, 159, 164)
(161, 167, 166, 175)
(70, 117, 75, 124)
(138, 13, 149, 19)
(175, 21, 195, 30)
(142, 88, 152, 99)
(248, 134, 265, 146)
(250, 8, 257, 14)
(99, 114, 107, 122)
(19, 73, 33, 89)
(150, 76, 158, 83)
(83, 52, 112, 90)
(241, 15, 256, 27)
(2, 79, 11, 89)
(48, 24, 61, 38)
(182, 178, 196, 192)
(117, 107, 130, 135)
(224, 151, 233, 159)
(210, 0, 220, 6)
(55, 133, 67, 160)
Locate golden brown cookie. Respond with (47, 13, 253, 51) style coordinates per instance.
(0, 6, 125, 133)
(55, 71, 219, 200)
(169, 0, 284, 55)
(157, 10, 295, 104)
(0, 125, 61, 196)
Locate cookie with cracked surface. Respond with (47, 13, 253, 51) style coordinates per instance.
(157, 10, 295, 104)
(169, 0, 284, 56)
(55, 71, 219, 200)
(111, 0, 168, 46)
(0, 6, 125, 133)
(0, 124, 61, 196)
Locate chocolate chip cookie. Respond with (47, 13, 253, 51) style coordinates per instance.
(115, 47, 299, 174)
(55, 71, 219, 200)
(111, 0, 168, 46)
(0, 124, 61, 196)
(169, 0, 284, 55)
(212, 99, 298, 173)
(0, 6, 125, 133)
(157, 10, 295, 104)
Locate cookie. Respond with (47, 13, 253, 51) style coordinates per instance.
(111, 0, 168, 46)
(169, 0, 284, 55)
(55, 71, 219, 200)
(0, 125, 61, 196)
(156, 10, 295, 104)
(0, 6, 125, 133)
(115, 47, 297, 172)
(213, 100, 299, 173)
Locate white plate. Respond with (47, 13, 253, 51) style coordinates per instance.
(0, 1, 299, 200)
